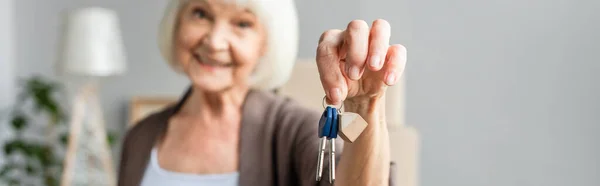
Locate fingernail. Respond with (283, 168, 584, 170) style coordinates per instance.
(370, 56, 380, 68)
(386, 72, 397, 85)
(349, 66, 360, 80)
(329, 88, 342, 103)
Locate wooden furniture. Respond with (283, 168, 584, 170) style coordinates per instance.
(128, 97, 177, 127)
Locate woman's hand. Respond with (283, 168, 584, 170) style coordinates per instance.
(316, 19, 406, 108)
(316, 19, 405, 186)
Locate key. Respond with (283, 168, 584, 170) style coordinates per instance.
(328, 107, 339, 184)
(316, 106, 333, 181)
(338, 112, 368, 143)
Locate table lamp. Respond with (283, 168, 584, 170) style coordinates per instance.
(57, 7, 126, 186)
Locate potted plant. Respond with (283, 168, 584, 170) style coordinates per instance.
(0, 76, 116, 186)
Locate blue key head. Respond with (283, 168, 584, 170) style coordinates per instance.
(318, 106, 334, 137)
(318, 108, 327, 137)
(329, 107, 339, 138)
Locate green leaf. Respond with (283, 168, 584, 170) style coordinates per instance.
(42, 146, 54, 167)
(44, 175, 58, 186)
(28, 144, 54, 167)
(15, 141, 34, 157)
(3, 140, 24, 155)
(107, 132, 117, 146)
(3, 143, 15, 155)
(60, 133, 69, 146)
(25, 77, 58, 114)
(10, 115, 27, 131)
(25, 164, 36, 175)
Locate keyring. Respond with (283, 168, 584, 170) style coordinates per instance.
(322, 96, 343, 113)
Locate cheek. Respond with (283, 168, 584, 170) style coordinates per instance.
(230, 40, 262, 79)
(232, 35, 265, 68)
(175, 26, 204, 64)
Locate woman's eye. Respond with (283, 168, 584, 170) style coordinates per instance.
(192, 8, 207, 18)
(237, 21, 252, 28)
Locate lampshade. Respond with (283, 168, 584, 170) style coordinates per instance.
(59, 7, 126, 77)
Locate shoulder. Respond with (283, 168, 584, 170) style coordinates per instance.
(122, 106, 173, 147)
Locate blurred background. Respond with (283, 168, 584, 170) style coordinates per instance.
(1, 0, 599, 186)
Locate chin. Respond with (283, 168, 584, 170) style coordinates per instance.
(181, 57, 248, 92)
(189, 75, 233, 92)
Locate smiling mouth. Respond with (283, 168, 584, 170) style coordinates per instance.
(193, 54, 234, 68)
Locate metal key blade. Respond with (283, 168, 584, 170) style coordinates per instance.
(316, 137, 327, 181)
(330, 139, 336, 184)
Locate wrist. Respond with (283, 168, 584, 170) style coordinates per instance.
(344, 95, 387, 130)
(337, 96, 391, 186)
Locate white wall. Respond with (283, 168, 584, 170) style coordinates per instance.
(0, 0, 16, 166)
(408, 0, 600, 185)
(0, 0, 15, 108)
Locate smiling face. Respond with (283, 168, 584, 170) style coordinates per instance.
(174, 0, 267, 92)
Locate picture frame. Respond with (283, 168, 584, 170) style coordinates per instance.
(128, 96, 177, 127)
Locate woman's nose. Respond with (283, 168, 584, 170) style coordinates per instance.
(201, 23, 230, 52)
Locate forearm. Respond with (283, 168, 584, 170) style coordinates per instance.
(336, 96, 390, 186)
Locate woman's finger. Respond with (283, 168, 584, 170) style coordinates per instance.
(344, 20, 370, 80)
(380, 44, 407, 86)
(367, 19, 391, 71)
(316, 29, 347, 105)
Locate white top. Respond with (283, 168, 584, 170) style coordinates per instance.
(140, 147, 240, 186)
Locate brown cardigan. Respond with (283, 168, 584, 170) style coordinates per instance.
(117, 87, 397, 186)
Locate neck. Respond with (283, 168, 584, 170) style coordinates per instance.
(180, 85, 250, 120)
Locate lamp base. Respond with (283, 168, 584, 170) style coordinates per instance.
(60, 81, 115, 186)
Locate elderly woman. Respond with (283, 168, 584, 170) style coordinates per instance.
(117, 0, 407, 185)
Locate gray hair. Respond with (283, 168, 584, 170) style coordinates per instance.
(157, 0, 300, 90)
